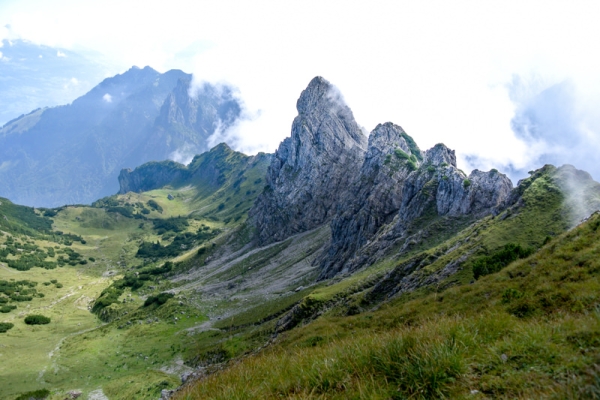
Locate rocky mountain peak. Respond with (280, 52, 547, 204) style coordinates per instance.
(251, 77, 368, 245)
(367, 122, 408, 156)
(424, 143, 457, 167)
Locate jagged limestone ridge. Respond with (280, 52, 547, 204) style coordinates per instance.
(251, 76, 368, 245)
(319, 134, 513, 279)
(366, 163, 600, 301)
(319, 122, 422, 278)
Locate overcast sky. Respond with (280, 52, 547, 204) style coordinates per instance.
(2, 0, 600, 182)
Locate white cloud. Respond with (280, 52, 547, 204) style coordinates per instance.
(1, 0, 599, 181)
(0, 160, 13, 172)
(168, 145, 195, 165)
(102, 93, 112, 103)
(56, 50, 66, 57)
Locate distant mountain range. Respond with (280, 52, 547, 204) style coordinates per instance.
(0, 66, 241, 207)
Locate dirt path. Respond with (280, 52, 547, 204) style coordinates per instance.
(37, 323, 105, 384)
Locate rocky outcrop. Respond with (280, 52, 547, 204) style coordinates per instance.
(394, 144, 513, 229)
(251, 77, 368, 245)
(319, 122, 422, 277)
(319, 138, 513, 279)
(118, 161, 187, 194)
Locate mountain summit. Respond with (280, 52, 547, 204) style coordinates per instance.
(0, 67, 241, 207)
(251, 76, 368, 244)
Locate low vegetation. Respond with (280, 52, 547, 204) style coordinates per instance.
(176, 212, 600, 399)
(24, 314, 51, 325)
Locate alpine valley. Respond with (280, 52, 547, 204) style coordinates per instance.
(1, 72, 600, 400)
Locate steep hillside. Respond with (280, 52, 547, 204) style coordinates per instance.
(177, 211, 600, 399)
(0, 67, 241, 207)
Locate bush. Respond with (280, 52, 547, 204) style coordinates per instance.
(394, 148, 409, 160)
(92, 286, 124, 314)
(0, 322, 14, 333)
(152, 217, 189, 233)
(147, 200, 163, 213)
(144, 292, 175, 307)
(14, 389, 50, 400)
(473, 243, 534, 279)
(463, 179, 471, 188)
(24, 314, 51, 325)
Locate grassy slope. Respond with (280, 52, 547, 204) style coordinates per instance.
(176, 212, 600, 399)
(0, 147, 270, 399)
(2, 162, 598, 399)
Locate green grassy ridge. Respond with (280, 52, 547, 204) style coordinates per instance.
(116, 143, 270, 226)
(363, 164, 598, 305)
(176, 211, 600, 399)
(170, 162, 600, 379)
(0, 197, 53, 237)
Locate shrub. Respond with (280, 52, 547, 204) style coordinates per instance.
(15, 389, 50, 400)
(394, 148, 409, 160)
(473, 243, 534, 279)
(92, 286, 124, 314)
(0, 322, 14, 333)
(463, 179, 471, 188)
(24, 314, 51, 325)
(147, 199, 163, 213)
(144, 292, 174, 307)
(502, 288, 524, 303)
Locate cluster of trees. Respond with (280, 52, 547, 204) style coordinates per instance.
(152, 217, 189, 234)
(0, 237, 85, 270)
(14, 389, 50, 400)
(53, 231, 86, 245)
(0, 279, 40, 312)
(92, 262, 174, 314)
(24, 314, 51, 325)
(93, 196, 158, 218)
(136, 227, 219, 259)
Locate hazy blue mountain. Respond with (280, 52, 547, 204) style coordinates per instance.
(0, 39, 114, 126)
(0, 66, 241, 207)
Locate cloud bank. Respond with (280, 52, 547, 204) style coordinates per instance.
(1, 1, 600, 183)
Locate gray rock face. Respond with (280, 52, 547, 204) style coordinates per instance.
(319, 138, 513, 279)
(319, 122, 422, 277)
(396, 144, 513, 228)
(118, 161, 187, 194)
(251, 77, 367, 245)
